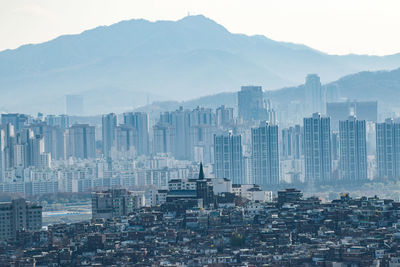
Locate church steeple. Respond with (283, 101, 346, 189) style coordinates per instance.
(198, 162, 205, 180)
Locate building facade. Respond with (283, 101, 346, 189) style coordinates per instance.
(214, 132, 244, 184)
(376, 118, 400, 180)
(0, 198, 42, 240)
(303, 113, 332, 183)
(251, 121, 279, 186)
(339, 116, 368, 181)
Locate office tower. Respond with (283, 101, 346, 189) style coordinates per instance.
(65, 94, 84, 115)
(304, 74, 323, 115)
(214, 132, 244, 184)
(216, 105, 234, 128)
(123, 112, 149, 156)
(281, 125, 303, 160)
(1, 113, 29, 131)
(326, 101, 378, 131)
(102, 113, 117, 157)
(68, 124, 96, 159)
(0, 198, 42, 240)
(376, 119, 400, 179)
(339, 116, 367, 182)
(251, 121, 279, 186)
(238, 86, 265, 121)
(303, 113, 332, 183)
(91, 189, 145, 220)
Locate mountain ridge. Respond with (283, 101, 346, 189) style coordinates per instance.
(1, 15, 400, 115)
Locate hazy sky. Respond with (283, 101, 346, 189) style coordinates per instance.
(1, 0, 399, 55)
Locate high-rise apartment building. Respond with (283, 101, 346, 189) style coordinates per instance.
(303, 113, 332, 183)
(339, 116, 368, 181)
(68, 124, 96, 159)
(45, 115, 70, 129)
(331, 132, 340, 162)
(216, 105, 234, 128)
(376, 118, 400, 179)
(102, 113, 117, 157)
(153, 122, 175, 155)
(123, 112, 149, 156)
(189, 107, 216, 164)
(304, 74, 323, 115)
(0, 198, 42, 240)
(214, 132, 244, 184)
(238, 86, 265, 121)
(327, 100, 378, 131)
(115, 125, 135, 154)
(251, 121, 279, 186)
(281, 125, 303, 160)
(1, 113, 29, 131)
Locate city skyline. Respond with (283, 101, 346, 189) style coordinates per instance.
(3, 2, 400, 265)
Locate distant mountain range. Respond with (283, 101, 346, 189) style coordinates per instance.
(137, 67, 400, 120)
(1, 15, 400, 115)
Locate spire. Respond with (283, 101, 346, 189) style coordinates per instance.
(198, 162, 205, 180)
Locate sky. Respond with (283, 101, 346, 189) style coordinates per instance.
(0, 0, 399, 56)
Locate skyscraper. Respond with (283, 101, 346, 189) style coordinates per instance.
(123, 112, 149, 156)
(376, 118, 400, 179)
(304, 74, 323, 115)
(251, 121, 279, 186)
(238, 86, 265, 121)
(102, 113, 117, 157)
(214, 132, 244, 184)
(303, 113, 332, 183)
(339, 116, 368, 182)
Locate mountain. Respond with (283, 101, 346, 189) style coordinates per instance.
(1, 15, 400, 115)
